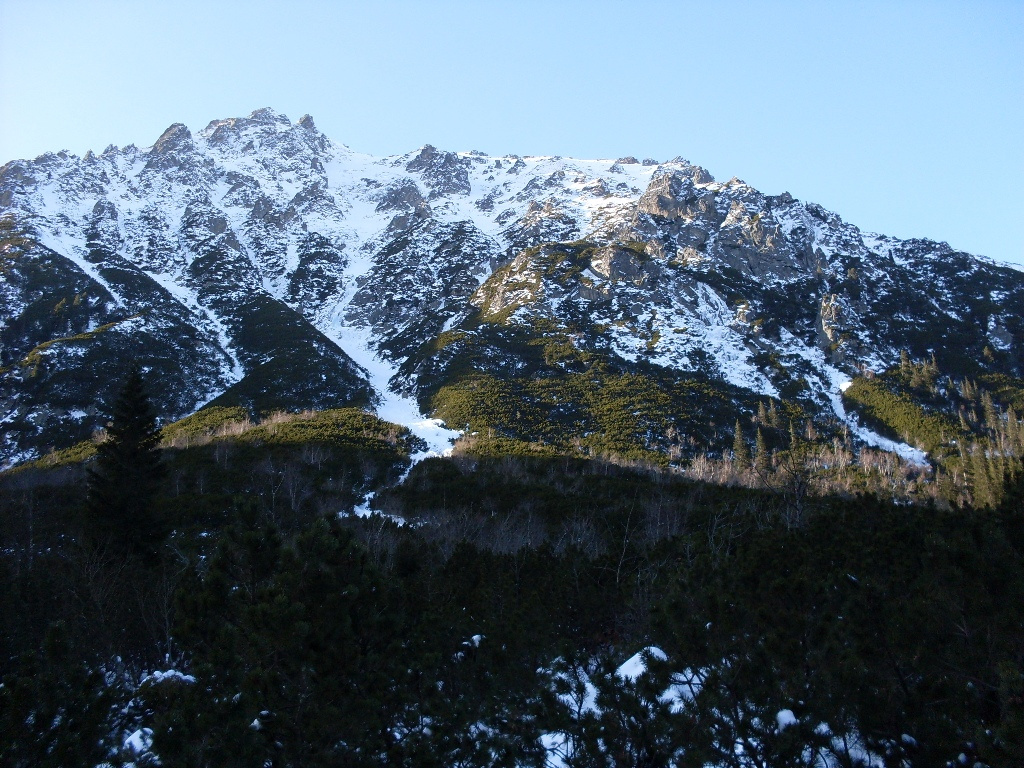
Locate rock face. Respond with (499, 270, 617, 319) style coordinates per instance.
(1, 107, 1023, 465)
(406, 145, 472, 198)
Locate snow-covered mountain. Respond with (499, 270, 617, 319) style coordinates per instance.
(2, 107, 1022, 466)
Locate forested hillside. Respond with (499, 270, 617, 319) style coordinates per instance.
(2, 374, 1023, 767)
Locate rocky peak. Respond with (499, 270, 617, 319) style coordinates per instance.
(201, 108, 299, 151)
(151, 123, 195, 156)
(376, 179, 428, 212)
(248, 107, 290, 125)
(638, 171, 700, 221)
(406, 145, 471, 198)
(502, 200, 580, 252)
(295, 114, 331, 154)
(376, 179, 431, 231)
(0, 160, 34, 200)
(590, 244, 647, 284)
(144, 123, 199, 176)
(406, 145, 438, 169)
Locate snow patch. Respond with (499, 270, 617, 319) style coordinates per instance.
(325, 321, 459, 461)
(776, 709, 798, 730)
(141, 669, 196, 685)
(616, 646, 667, 682)
(779, 330, 929, 466)
(35, 229, 125, 307)
(124, 727, 154, 755)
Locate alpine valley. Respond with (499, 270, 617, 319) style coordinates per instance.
(2, 110, 1024, 767)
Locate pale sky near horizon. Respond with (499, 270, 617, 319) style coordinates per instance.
(1, 0, 1021, 266)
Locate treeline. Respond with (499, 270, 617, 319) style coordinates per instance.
(843, 355, 1024, 507)
(424, 319, 1024, 511)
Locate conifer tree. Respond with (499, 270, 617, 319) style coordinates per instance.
(982, 391, 998, 432)
(1008, 407, 1021, 451)
(0, 622, 120, 766)
(959, 409, 971, 433)
(962, 378, 977, 401)
(754, 428, 769, 475)
(732, 420, 749, 471)
(926, 353, 939, 386)
(85, 363, 167, 552)
(969, 444, 993, 509)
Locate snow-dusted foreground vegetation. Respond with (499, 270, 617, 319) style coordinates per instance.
(2, 399, 1023, 766)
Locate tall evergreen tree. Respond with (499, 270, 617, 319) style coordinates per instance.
(732, 420, 749, 472)
(85, 363, 167, 552)
(754, 428, 770, 475)
(0, 622, 122, 768)
(969, 444, 994, 509)
(900, 349, 911, 373)
(1008, 407, 1021, 451)
(756, 401, 768, 426)
(982, 391, 998, 432)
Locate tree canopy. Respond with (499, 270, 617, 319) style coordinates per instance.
(85, 363, 167, 552)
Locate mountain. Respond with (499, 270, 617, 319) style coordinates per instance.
(4, 108, 1024, 766)
(2, 107, 1022, 473)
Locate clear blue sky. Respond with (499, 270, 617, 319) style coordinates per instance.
(2, 0, 1021, 265)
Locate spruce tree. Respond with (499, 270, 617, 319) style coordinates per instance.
(754, 428, 770, 476)
(969, 444, 993, 509)
(732, 420, 750, 471)
(0, 622, 120, 767)
(982, 391, 998, 432)
(1008, 407, 1021, 450)
(85, 363, 167, 552)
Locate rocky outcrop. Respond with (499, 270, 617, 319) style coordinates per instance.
(406, 145, 471, 198)
(377, 179, 432, 231)
(590, 244, 647, 284)
(502, 201, 580, 253)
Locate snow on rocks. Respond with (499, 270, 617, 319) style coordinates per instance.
(4, 106, 1018, 472)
